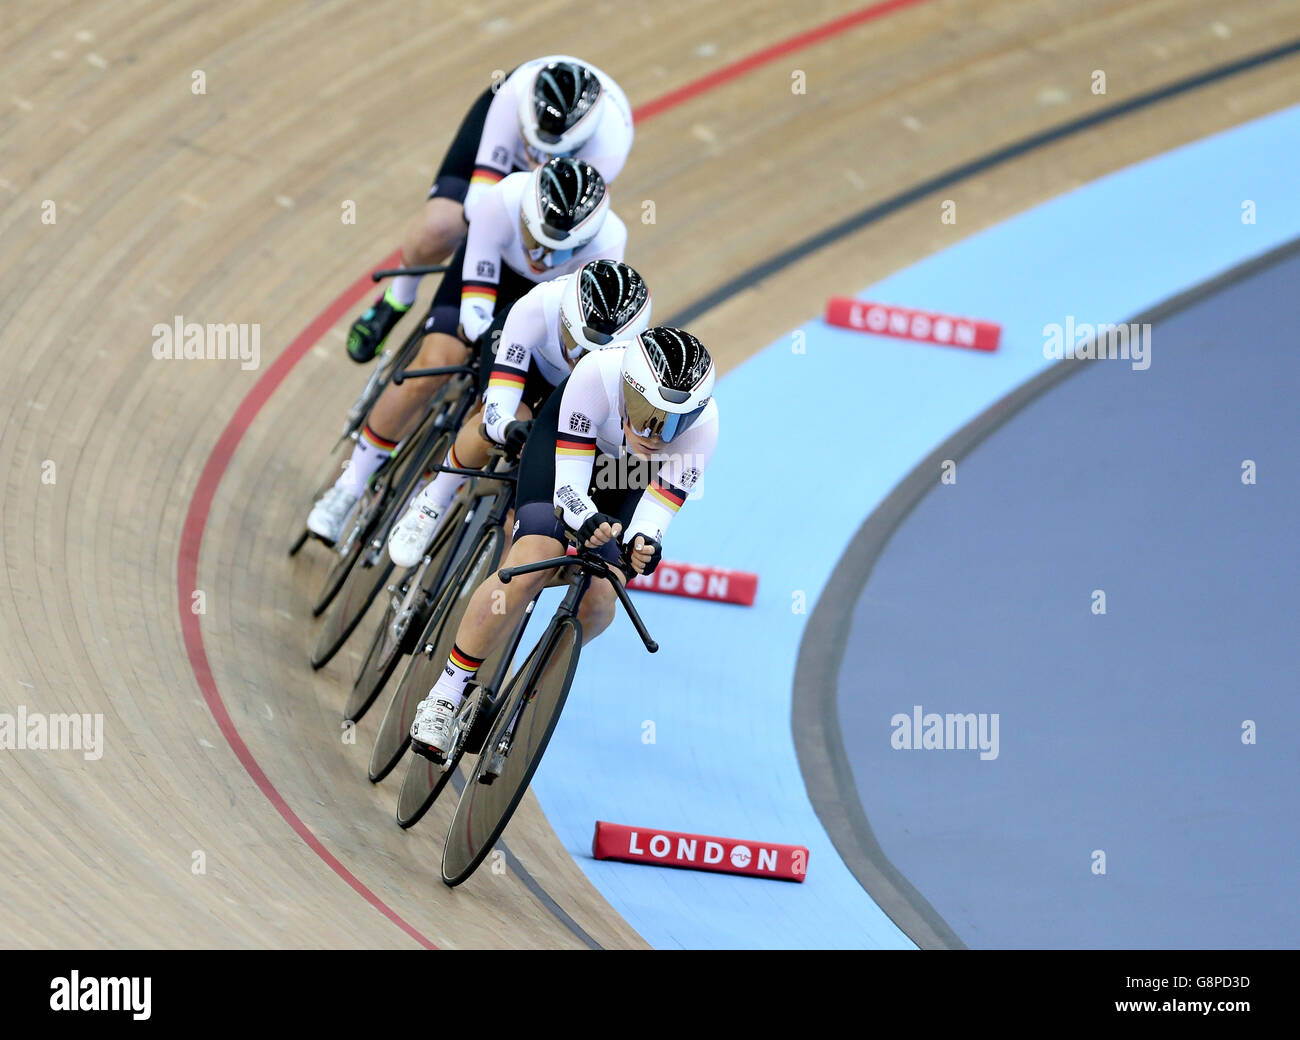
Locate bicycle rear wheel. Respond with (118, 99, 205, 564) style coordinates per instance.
(343, 494, 468, 722)
(393, 610, 537, 828)
(310, 528, 366, 618)
(309, 425, 459, 667)
(310, 544, 394, 671)
(367, 522, 504, 782)
(440, 615, 582, 886)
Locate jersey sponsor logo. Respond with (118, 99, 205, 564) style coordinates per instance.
(491, 146, 509, 167)
(484, 402, 501, 426)
(680, 467, 701, 490)
(568, 412, 591, 434)
(556, 484, 587, 516)
(476, 259, 496, 278)
(505, 342, 526, 365)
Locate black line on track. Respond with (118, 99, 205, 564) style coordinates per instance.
(664, 37, 1300, 328)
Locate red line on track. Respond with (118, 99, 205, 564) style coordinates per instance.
(631, 0, 933, 122)
(176, 0, 928, 948)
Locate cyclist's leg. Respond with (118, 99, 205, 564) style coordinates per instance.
(363, 330, 468, 443)
(364, 237, 474, 443)
(393, 84, 496, 290)
(387, 278, 547, 565)
(408, 529, 563, 753)
(414, 391, 618, 713)
(420, 301, 549, 505)
(312, 270, 468, 539)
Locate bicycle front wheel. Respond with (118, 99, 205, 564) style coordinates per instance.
(440, 615, 582, 886)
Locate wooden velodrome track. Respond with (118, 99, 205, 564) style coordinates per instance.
(2, 0, 1298, 948)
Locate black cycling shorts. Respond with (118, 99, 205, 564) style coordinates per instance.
(422, 240, 537, 339)
(512, 381, 655, 567)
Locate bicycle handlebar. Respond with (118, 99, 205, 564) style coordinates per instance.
(392, 363, 474, 386)
(372, 264, 447, 281)
(497, 547, 658, 654)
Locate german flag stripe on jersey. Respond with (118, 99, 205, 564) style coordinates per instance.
(471, 165, 505, 186)
(647, 479, 688, 512)
(461, 282, 497, 304)
(555, 435, 596, 458)
(488, 366, 527, 390)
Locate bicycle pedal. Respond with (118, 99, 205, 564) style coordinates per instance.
(410, 737, 447, 766)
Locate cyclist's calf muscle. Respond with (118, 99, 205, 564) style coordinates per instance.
(365, 331, 469, 442)
(452, 399, 535, 470)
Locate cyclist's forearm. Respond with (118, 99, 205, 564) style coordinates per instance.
(483, 377, 525, 443)
(458, 194, 507, 341)
(625, 476, 686, 544)
(554, 447, 597, 529)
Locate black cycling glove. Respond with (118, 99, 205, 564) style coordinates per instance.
(621, 533, 663, 577)
(577, 512, 622, 546)
(501, 419, 533, 459)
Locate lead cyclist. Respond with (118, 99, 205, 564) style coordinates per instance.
(345, 56, 634, 364)
(408, 327, 719, 760)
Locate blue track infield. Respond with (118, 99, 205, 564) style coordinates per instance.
(526, 103, 1300, 948)
(837, 245, 1300, 948)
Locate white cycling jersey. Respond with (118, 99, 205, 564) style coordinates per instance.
(481, 279, 576, 443)
(551, 345, 719, 547)
(466, 55, 634, 210)
(459, 172, 626, 342)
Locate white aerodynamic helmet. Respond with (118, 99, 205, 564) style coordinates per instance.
(559, 260, 652, 361)
(620, 327, 715, 443)
(518, 58, 605, 156)
(518, 157, 609, 266)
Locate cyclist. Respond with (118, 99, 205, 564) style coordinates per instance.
(408, 327, 719, 760)
(345, 56, 633, 364)
(307, 157, 626, 544)
(386, 259, 653, 567)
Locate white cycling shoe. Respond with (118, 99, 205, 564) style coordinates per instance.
(306, 485, 361, 544)
(410, 696, 457, 761)
(387, 492, 445, 568)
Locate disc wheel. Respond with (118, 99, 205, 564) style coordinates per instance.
(367, 522, 504, 782)
(343, 495, 468, 722)
(393, 615, 535, 828)
(440, 615, 581, 886)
